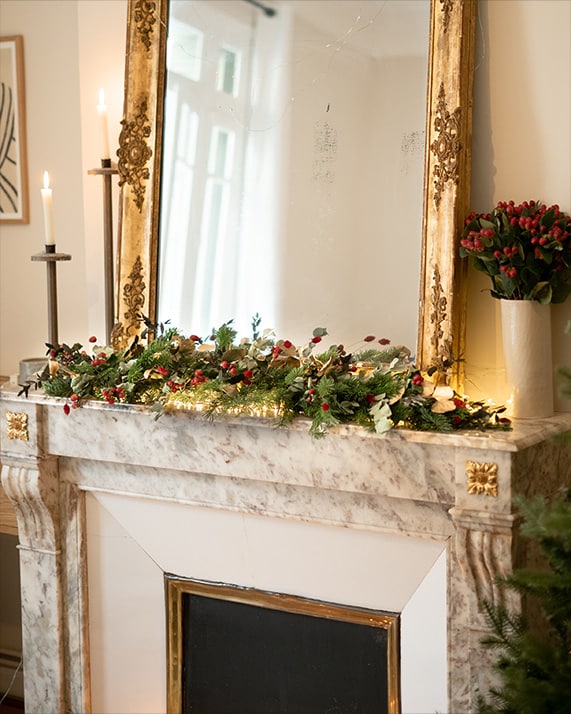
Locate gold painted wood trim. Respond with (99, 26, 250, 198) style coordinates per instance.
(165, 575, 400, 714)
(116, 0, 167, 346)
(417, 0, 476, 389)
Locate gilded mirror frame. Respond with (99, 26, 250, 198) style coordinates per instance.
(115, 0, 476, 387)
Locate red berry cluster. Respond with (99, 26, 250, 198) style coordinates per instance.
(363, 335, 391, 346)
(101, 386, 125, 404)
(91, 352, 108, 367)
(189, 369, 208, 386)
(460, 200, 571, 301)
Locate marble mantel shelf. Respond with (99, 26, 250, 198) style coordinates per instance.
(1, 384, 570, 713)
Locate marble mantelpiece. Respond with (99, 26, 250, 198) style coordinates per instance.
(1, 384, 570, 713)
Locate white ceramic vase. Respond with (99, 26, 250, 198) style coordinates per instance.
(500, 299, 553, 419)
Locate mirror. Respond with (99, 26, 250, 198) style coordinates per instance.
(158, 0, 428, 351)
(116, 0, 476, 385)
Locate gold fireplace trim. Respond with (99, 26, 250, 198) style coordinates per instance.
(165, 575, 401, 714)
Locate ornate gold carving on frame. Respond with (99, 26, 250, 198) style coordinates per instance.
(416, 0, 475, 388)
(123, 255, 146, 337)
(133, 0, 157, 50)
(6, 412, 29, 441)
(430, 83, 462, 208)
(466, 461, 499, 497)
(429, 265, 454, 370)
(439, 0, 454, 33)
(117, 100, 153, 212)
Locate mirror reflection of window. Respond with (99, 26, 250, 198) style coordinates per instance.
(158, 1, 429, 351)
(159, 0, 280, 336)
(217, 46, 241, 96)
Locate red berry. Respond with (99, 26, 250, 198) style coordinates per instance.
(220, 361, 229, 369)
(63, 403, 71, 415)
(89, 336, 97, 343)
(311, 336, 322, 344)
(243, 369, 253, 379)
(378, 338, 390, 345)
(322, 403, 330, 411)
(363, 335, 375, 342)
(283, 340, 292, 349)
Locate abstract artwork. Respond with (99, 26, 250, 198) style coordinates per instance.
(0, 35, 29, 223)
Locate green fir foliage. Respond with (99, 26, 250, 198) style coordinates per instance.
(478, 492, 571, 714)
(27, 320, 512, 437)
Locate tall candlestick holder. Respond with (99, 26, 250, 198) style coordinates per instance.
(88, 158, 119, 345)
(31, 244, 72, 349)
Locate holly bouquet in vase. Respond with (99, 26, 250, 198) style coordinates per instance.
(460, 200, 571, 303)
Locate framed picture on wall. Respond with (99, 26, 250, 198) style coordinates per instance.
(0, 35, 29, 224)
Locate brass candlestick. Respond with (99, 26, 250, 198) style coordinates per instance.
(88, 158, 119, 344)
(31, 244, 72, 348)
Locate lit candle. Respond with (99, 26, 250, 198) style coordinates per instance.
(41, 171, 55, 245)
(96, 88, 110, 160)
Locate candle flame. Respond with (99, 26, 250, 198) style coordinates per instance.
(43, 171, 50, 190)
(98, 88, 106, 107)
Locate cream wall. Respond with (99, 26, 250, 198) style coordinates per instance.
(0, 0, 570, 409)
(467, 0, 571, 411)
(0, 0, 126, 378)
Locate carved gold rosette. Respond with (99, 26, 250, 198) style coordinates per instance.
(466, 461, 499, 497)
(6, 412, 29, 441)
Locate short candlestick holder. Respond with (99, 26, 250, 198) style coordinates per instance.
(88, 158, 119, 345)
(31, 244, 72, 349)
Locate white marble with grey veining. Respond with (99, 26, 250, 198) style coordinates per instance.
(1, 385, 570, 714)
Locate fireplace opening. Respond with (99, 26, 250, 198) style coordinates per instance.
(166, 576, 400, 714)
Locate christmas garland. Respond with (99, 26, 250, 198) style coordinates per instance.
(23, 317, 511, 438)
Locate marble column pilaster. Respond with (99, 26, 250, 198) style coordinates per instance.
(1, 456, 67, 713)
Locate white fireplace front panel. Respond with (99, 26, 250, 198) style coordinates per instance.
(86, 491, 447, 714)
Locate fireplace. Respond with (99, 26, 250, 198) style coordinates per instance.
(165, 577, 400, 713)
(1, 386, 570, 713)
(85, 491, 445, 714)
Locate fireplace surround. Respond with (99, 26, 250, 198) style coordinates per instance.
(164, 576, 400, 713)
(1, 385, 570, 712)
